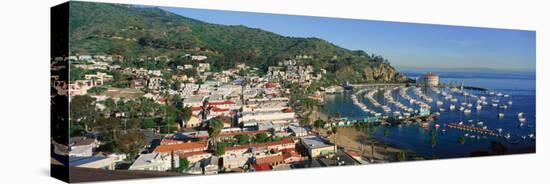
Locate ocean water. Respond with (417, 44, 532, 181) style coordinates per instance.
(322, 70, 536, 158)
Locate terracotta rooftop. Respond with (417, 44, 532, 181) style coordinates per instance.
(153, 141, 207, 153)
(225, 139, 294, 151)
(178, 151, 210, 158)
(208, 100, 235, 106)
(255, 155, 284, 165)
(252, 163, 271, 171)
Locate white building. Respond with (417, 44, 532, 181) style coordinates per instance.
(191, 55, 208, 61)
(240, 108, 295, 123)
(417, 72, 440, 86)
(301, 136, 336, 158)
(289, 125, 308, 137)
(84, 72, 113, 86)
(129, 153, 178, 171)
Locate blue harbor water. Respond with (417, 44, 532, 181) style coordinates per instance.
(323, 70, 536, 158)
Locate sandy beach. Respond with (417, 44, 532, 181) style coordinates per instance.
(307, 104, 417, 162)
(319, 127, 408, 162)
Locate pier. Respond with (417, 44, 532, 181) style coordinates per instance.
(445, 123, 499, 136)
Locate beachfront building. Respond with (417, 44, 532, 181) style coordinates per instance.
(417, 72, 440, 86)
(300, 136, 336, 158)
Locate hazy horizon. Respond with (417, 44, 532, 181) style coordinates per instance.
(162, 7, 535, 72)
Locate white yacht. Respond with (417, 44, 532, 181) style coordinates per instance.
(449, 104, 456, 110)
(476, 104, 482, 110)
(517, 112, 524, 117)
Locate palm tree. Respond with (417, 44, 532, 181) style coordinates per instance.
(429, 129, 437, 159)
(383, 128, 389, 159)
(331, 126, 338, 163)
(367, 124, 377, 162)
(207, 118, 224, 148)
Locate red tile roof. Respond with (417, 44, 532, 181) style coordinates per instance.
(208, 100, 235, 106)
(281, 148, 300, 158)
(153, 141, 207, 153)
(189, 130, 269, 140)
(178, 151, 210, 158)
(282, 108, 293, 113)
(252, 163, 271, 171)
(211, 107, 229, 112)
(224, 139, 294, 151)
(255, 155, 284, 165)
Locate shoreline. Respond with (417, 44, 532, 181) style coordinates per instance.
(311, 107, 421, 162)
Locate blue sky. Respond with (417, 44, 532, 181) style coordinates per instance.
(163, 7, 536, 72)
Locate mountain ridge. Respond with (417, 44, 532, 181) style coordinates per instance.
(68, 1, 407, 83)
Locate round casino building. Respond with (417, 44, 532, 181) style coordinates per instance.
(417, 72, 440, 86)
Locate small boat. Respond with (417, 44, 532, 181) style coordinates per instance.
(499, 104, 508, 109)
(507, 101, 513, 105)
(519, 118, 526, 123)
(449, 104, 456, 110)
(517, 112, 524, 117)
(463, 109, 471, 114)
(435, 124, 441, 129)
(496, 128, 503, 133)
(504, 133, 511, 139)
(436, 101, 444, 106)
(476, 104, 482, 110)
(498, 113, 504, 118)
(492, 103, 498, 107)
(497, 93, 503, 97)
(477, 121, 484, 126)
(504, 94, 510, 98)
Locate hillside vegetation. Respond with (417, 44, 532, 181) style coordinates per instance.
(68, 1, 407, 83)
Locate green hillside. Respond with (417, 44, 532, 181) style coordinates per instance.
(68, 1, 407, 83)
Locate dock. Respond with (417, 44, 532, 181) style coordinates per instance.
(445, 123, 499, 136)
